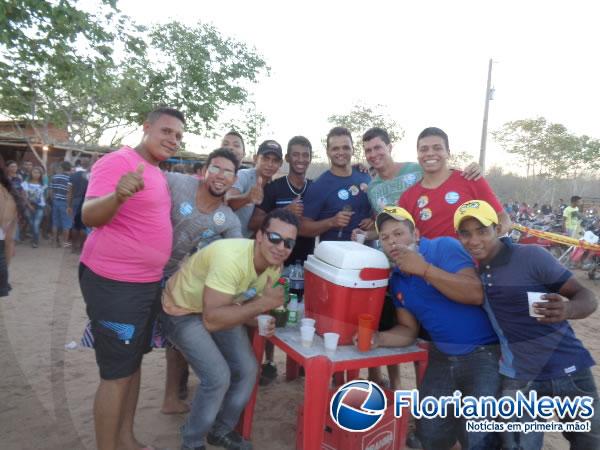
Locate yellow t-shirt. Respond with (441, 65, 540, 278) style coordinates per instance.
(563, 206, 581, 236)
(162, 238, 281, 315)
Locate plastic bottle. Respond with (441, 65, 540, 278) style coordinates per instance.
(286, 293, 299, 326)
(289, 260, 304, 301)
(272, 277, 289, 327)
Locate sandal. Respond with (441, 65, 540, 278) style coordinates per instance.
(63, 241, 72, 248)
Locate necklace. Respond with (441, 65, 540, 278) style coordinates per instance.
(285, 175, 307, 197)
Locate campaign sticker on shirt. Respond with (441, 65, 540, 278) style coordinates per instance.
(199, 229, 216, 240)
(213, 211, 226, 226)
(349, 185, 360, 196)
(417, 195, 429, 209)
(445, 191, 460, 205)
(179, 202, 194, 216)
(420, 208, 432, 221)
(359, 183, 369, 192)
(402, 173, 418, 186)
(337, 189, 350, 200)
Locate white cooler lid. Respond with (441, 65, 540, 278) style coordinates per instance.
(313, 241, 390, 270)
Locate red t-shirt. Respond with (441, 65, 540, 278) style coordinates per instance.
(398, 170, 503, 239)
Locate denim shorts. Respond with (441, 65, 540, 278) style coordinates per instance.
(51, 199, 72, 230)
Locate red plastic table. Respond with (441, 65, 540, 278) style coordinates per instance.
(239, 327, 429, 450)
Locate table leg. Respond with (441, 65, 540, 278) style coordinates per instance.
(237, 327, 266, 440)
(286, 354, 300, 381)
(302, 355, 332, 450)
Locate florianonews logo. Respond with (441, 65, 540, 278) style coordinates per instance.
(330, 380, 387, 432)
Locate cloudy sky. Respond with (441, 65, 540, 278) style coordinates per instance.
(119, 0, 600, 169)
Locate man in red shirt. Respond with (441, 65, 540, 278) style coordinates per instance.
(399, 127, 511, 238)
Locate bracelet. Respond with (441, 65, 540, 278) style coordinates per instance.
(423, 263, 432, 279)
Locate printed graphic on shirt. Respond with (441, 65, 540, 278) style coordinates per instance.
(445, 191, 460, 205)
(338, 189, 350, 200)
(402, 173, 418, 186)
(420, 208, 433, 221)
(417, 195, 429, 209)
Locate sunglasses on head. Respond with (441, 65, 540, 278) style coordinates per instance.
(264, 231, 296, 250)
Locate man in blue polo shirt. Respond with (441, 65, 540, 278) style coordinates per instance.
(371, 206, 500, 450)
(300, 126, 372, 241)
(454, 199, 600, 450)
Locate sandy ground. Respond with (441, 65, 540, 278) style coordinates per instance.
(1, 241, 599, 450)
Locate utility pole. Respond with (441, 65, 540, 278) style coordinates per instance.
(479, 59, 493, 172)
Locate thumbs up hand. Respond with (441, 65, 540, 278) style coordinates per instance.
(116, 163, 146, 203)
(286, 195, 304, 218)
(248, 175, 264, 205)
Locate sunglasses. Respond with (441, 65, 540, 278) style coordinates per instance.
(206, 164, 235, 179)
(265, 231, 296, 250)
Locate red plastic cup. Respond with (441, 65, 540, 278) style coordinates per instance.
(358, 313, 375, 352)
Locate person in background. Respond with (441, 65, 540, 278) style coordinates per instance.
(69, 157, 91, 252)
(193, 162, 204, 180)
(227, 140, 284, 237)
(22, 166, 47, 248)
(19, 159, 33, 182)
(5, 160, 25, 242)
(49, 160, 73, 248)
(221, 130, 246, 165)
(563, 195, 583, 238)
(0, 166, 18, 297)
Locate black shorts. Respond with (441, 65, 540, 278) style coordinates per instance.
(72, 199, 85, 231)
(0, 240, 9, 297)
(79, 264, 161, 380)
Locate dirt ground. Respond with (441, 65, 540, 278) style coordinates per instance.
(1, 241, 599, 450)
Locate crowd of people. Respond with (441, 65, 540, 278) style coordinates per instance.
(1, 106, 599, 450)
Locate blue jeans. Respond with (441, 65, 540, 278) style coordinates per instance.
(501, 368, 600, 450)
(416, 344, 502, 450)
(159, 312, 258, 448)
(25, 206, 44, 243)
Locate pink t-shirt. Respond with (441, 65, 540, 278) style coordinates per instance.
(80, 147, 173, 282)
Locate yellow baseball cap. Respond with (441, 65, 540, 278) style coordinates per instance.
(453, 200, 499, 231)
(375, 206, 416, 233)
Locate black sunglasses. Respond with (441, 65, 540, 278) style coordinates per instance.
(265, 231, 296, 250)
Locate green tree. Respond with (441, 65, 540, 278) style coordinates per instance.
(327, 103, 404, 161)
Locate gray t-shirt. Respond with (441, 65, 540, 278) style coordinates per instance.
(232, 167, 257, 237)
(164, 173, 242, 277)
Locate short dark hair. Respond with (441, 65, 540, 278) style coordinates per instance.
(417, 127, 450, 151)
(205, 148, 240, 173)
(571, 195, 582, 203)
(6, 160, 16, 167)
(326, 126, 353, 149)
(61, 161, 72, 172)
(260, 208, 300, 232)
(193, 162, 204, 172)
(362, 127, 390, 145)
(287, 136, 312, 155)
(224, 130, 245, 151)
(146, 107, 186, 125)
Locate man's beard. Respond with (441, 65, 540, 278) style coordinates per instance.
(207, 186, 227, 198)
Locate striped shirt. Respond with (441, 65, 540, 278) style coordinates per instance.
(50, 173, 72, 201)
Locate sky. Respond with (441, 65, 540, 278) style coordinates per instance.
(118, 0, 600, 170)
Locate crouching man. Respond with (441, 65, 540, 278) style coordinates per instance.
(454, 200, 600, 450)
(367, 206, 501, 450)
(160, 208, 299, 450)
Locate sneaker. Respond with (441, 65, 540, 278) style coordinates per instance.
(206, 431, 252, 450)
(259, 361, 277, 386)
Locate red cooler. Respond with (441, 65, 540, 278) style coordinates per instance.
(304, 241, 390, 345)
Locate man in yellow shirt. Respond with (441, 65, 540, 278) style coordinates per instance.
(160, 208, 298, 450)
(563, 195, 583, 238)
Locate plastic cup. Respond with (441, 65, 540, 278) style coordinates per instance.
(358, 314, 375, 352)
(324, 332, 340, 354)
(300, 325, 315, 348)
(355, 233, 366, 244)
(300, 318, 316, 328)
(527, 292, 548, 318)
(257, 314, 273, 336)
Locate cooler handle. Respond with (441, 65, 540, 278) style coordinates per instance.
(359, 268, 390, 281)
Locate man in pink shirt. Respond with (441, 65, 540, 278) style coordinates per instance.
(79, 107, 184, 450)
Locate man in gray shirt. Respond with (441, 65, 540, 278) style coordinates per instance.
(162, 148, 242, 414)
(227, 140, 283, 237)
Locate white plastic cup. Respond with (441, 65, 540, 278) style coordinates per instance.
(257, 314, 273, 336)
(355, 233, 366, 245)
(527, 292, 547, 318)
(323, 332, 340, 353)
(301, 318, 316, 328)
(300, 325, 315, 347)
